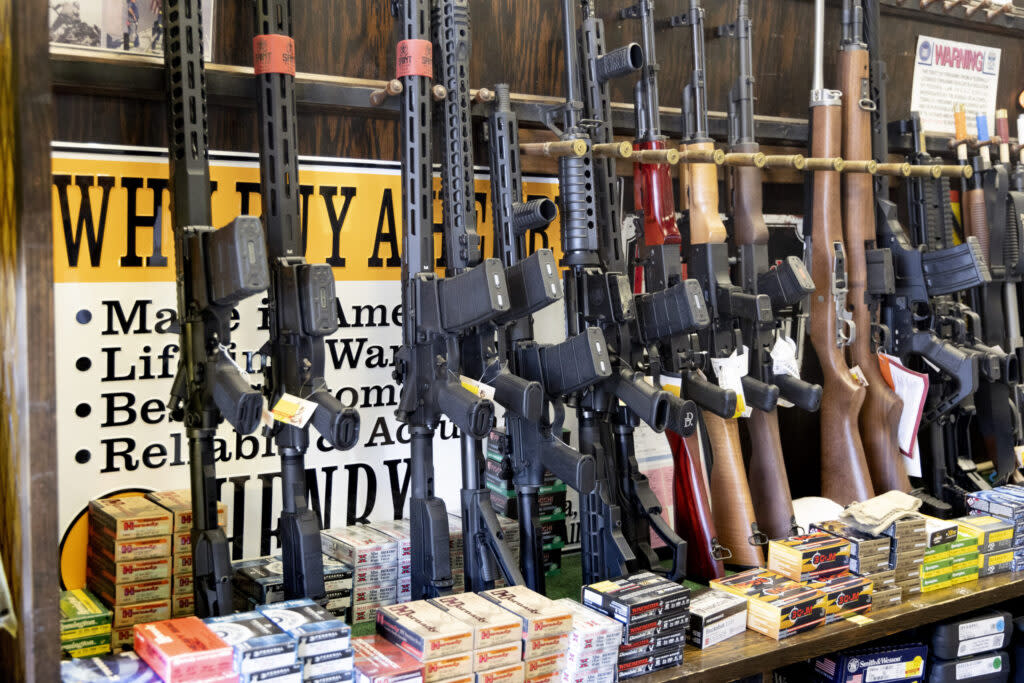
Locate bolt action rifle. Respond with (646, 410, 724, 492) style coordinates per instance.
(677, 0, 774, 565)
(390, 0, 509, 599)
(487, 84, 607, 591)
(573, 0, 703, 580)
(836, 0, 907, 496)
(251, 0, 360, 602)
(619, 0, 735, 580)
(807, 0, 874, 506)
(162, 0, 270, 617)
(719, 0, 821, 540)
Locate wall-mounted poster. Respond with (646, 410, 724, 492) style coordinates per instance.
(49, 0, 215, 56)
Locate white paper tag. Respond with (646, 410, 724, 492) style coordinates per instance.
(878, 353, 929, 478)
(219, 343, 250, 384)
(956, 655, 1003, 680)
(771, 335, 801, 408)
(849, 364, 869, 387)
(460, 376, 496, 401)
(271, 392, 318, 428)
(710, 347, 749, 419)
(0, 555, 15, 637)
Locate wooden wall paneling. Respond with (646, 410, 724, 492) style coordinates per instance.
(1, 0, 58, 679)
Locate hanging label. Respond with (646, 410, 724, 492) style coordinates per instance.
(0, 555, 15, 637)
(849, 364, 869, 387)
(460, 376, 496, 401)
(396, 39, 433, 79)
(710, 347, 749, 419)
(658, 374, 682, 398)
(1015, 445, 1024, 468)
(253, 35, 296, 76)
(771, 335, 801, 408)
(220, 344, 251, 385)
(878, 353, 929, 478)
(271, 392, 318, 428)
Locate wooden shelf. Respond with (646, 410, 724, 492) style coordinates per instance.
(633, 572, 1024, 683)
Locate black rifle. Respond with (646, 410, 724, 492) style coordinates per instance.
(391, 0, 507, 599)
(251, 0, 360, 601)
(487, 84, 606, 591)
(162, 0, 270, 617)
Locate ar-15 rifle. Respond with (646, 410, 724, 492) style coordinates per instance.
(619, 0, 734, 581)
(836, 0, 907, 496)
(808, 0, 874, 505)
(162, 0, 270, 617)
(391, 0, 510, 599)
(251, 0, 360, 601)
(487, 84, 606, 591)
(719, 0, 821, 540)
(574, 0, 703, 580)
(678, 0, 774, 566)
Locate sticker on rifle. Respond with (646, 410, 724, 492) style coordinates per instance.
(219, 344, 251, 385)
(253, 34, 296, 76)
(849, 364, 869, 387)
(710, 347, 749, 419)
(771, 335, 801, 408)
(460, 376, 496, 401)
(396, 39, 433, 79)
(271, 393, 318, 428)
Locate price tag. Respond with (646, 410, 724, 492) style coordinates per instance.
(658, 374, 682, 398)
(460, 376, 496, 401)
(219, 344, 251, 385)
(846, 614, 873, 625)
(1016, 445, 1024, 468)
(771, 335, 801, 408)
(710, 347, 749, 419)
(849, 364, 869, 387)
(271, 392, 318, 428)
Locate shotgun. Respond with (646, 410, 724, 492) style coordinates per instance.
(679, 0, 774, 565)
(487, 84, 605, 592)
(722, 0, 820, 540)
(162, 0, 270, 616)
(251, 0, 361, 602)
(837, 0, 907, 495)
(391, 0, 510, 598)
(619, 0, 732, 580)
(808, 0, 874, 505)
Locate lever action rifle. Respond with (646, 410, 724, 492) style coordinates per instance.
(837, 0, 906, 495)
(252, 0, 360, 601)
(721, 0, 821, 540)
(619, 0, 734, 581)
(487, 84, 605, 591)
(162, 0, 270, 616)
(808, 0, 874, 505)
(390, 0, 508, 599)
(574, 0, 702, 580)
(678, 0, 773, 566)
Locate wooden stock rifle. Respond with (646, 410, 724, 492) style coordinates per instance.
(721, 0, 821, 540)
(808, 0, 874, 505)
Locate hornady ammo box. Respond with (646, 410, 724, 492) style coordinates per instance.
(767, 532, 851, 582)
(519, 632, 567, 659)
(476, 662, 525, 683)
(204, 611, 298, 674)
(428, 592, 522, 648)
(258, 598, 351, 657)
(90, 496, 173, 540)
(352, 635, 424, 683)
(931, 610, 1013, 659)
(133, 617, 234, 682)
(88, 554, 172, 586)
(814, 643, 927, 682)
(111, 600, 172, 628)
(580, 572, 690, 627)
(685, 589, 746, 649)
(480, 586, 573, 639)
(145, 489, 228, 531)
(956, 516, 1015, 553)
(375, 601, 473, 659)
(60, 651, 162, 683)
(807, 574, 872, 624)
(928, 651, 1008, 682)
(812, 520, 891, 556)
(746, 584, 825, 640)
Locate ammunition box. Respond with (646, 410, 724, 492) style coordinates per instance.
(471, 642, 522, 672)
(353, 564, 400, 587)
(434, 676, 473, 683)
(895, 578, 922, 598)
(808, 574, 872, 623)
(248, 663, 305, 682)
(581, 572, 690, 627)
(63, 634, 113, 659)
(353, 583, 398, 606)
(979, 549, 1014, 576)
(172, 573, 193, 596)
(321, 526, 399, 567)
(173, 553, 192, 575)
(110, 599, 172, 628)
(90, 576, 172, 606)
(617, 628, 686, 657)
(475, 662, 524, 683)
(968, 487, 1024, 521)
(352, 635, 423, 683)
(920, 515, 958, 548)
(87, 554, 172, 586)
(303, 648, 355, 679)
(814, 643, 927, 682)
(133, 617, 235, 681)
(709, 567, 796, 598)
(145, 489, 228, 531)
(951, 552, 980, 573)
(856, 569, 895, 587)
(849, 552, 890, 575)
(552, 598, 622, 652)
(745, 584, 825, 640)
(951, 567, 980, 585)
(480, 586, 572, 640)
(204, 611, 298, 675)
(172, 530, 191, 556)
(871, 586, 902, 610)
(921, 557, 953, 579)
(767, 533, 851, 582)
(519, 633, 568, 660)
(90, 532, 172, 563)
(955, 516, 1015, 553)
(811, 520, 891, 556)
(111, 625, 136, 649)
(352, 601, 396, 626)
(233, 555, 353, 605)
(615, 645, 682, 679)
(60, 589, 112, 636)
(925, 542, 952, 562)
(258, 598, 351, 658)
(430, 593, 523, 649)
(172, 593, 195, 618)
(376, 601, 473, 660)
(880, 517, 927, 539)
(421, 652, 472, 683)
(931, 610, 1012, 659)
(921, 572, 952, 592)
(521, 652, 564, 679)
(563, 645, 617, 672)
(366, 520, 412, 560)
(90, 496, 173, 540)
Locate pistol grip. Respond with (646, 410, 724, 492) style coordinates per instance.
(437, 381, 494, 440)
(683, 371, 738, 419)
(775, 373, 823, 412)
(210, 357, 263, 434)
(611, 370, 671, 432)
(491, 370, 544, 422)
(309, 390, 360, 450)
(741, 376, 780, 413)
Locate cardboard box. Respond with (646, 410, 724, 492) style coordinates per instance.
(880, 517, 926, 539)
(920, 515, 958, 548)
(172, 572, 193, 596)
(871, 586, 902, 610)
(811, 520, 891, 556)
(352, 601, 396, 626)
(353, 564, 400, 587)
(615, 646, 682, 680)
(257, 599, 351, 657)
(353, 636, 424, 683)
(519, 633, 567, 660)
(172, 594, 195, 618)
(920, 557, 952, 579)
(242, 663, 303, 682)
(90, 534, 172, 563)
(420, 652, 471, 683)
(767, 533, 851, 582)
(951, 567, 979, 585)
(746, 584, 825, 640)
(479, 587, 572, 640)
(111, 599, 172, 629)
(475, 662, 524, 683)
(173, 553, 193, 575)
(376, 601, 473, 660)
(322, 527, 400, 567)
(353, 583, 398, 606)
(895, 579, 921, 598)
(204, 611, 298, 675)
(551, 599, 622, 653)
(60, 589, 112, 637)
(367, 520, 412, 560)
(849, 552, 891, 575)
(87, 555, 172, 586)
(920, 572, 952, 593)
(814, 644, 926, 683)
(808, 574, 872, 624)
(617, 610, 690, 646)
(112, 625, 136, 649)
(471, 642, 522, 672)
(580, 572, 690, 627)
(522, 653, 564, 679)
(709, 567, 796, 598)
(59, 652, 162, 682)
(857, 569, 895, 588)
(429, 593, 523, 648)
(90, 497, 174, 540)
(562, 646, 616, 672)
(617, 629, 686, 658)
(978, 549, 1014, 576)
(956, 516, 1015, 553)
(133, 617, 234, 682)
(304, 648, 355, 679)
(172, 530, 192, 556)
(90, 577, 172, 607)
(62, 632, 112, 658)
(145, 489, 227, 531)
(233, 555, 354, 605)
